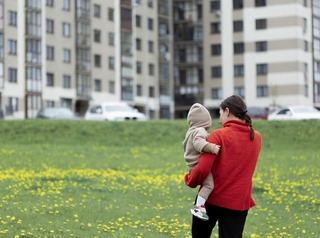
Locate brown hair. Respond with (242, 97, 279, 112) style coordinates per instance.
(220, 95, 255, 140)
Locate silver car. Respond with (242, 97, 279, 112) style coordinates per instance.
(268, 105, 320, 120)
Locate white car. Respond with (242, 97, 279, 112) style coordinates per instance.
(84, 102, 148, 121)
(268, 105, 320, 121)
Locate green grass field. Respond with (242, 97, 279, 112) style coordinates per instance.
(0, 119, 319, 237)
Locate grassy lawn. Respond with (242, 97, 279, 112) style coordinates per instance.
(0, 119, 319, 237)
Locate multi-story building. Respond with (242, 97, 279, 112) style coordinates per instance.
(0, 0, 319, 120)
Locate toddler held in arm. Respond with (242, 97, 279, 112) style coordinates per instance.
(182, 103, 220, 221)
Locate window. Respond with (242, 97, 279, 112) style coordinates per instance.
(109, 32, 114, 45)
(0, 34, 3, 59)
(26, 0, 41, 9)
(233, 0, 243, 9)
(8, 68, 17, 83)
(94, 55, 101, 67)
(109, 57, 115, 69)
(211, 66, 222, 78)
(8, 11, 17, 26)
(46, 19, 54, 33)
(148, 41, 153, 53)
(211, 1, 221, 11)
(234, 42, 244, 54)
(149, 86, 154, 97)
(26, 39, 41, 64)
(46, 46, 54, 60)
(148, 0, 153, 7)
(76, 0, 90, 19)
(257, 86, 268, 97)
(46, 0, 53, 6)
(63, 48, 71, 62)
(303, 0, 307, 7)
(8, 39, 17, 54)
(0, 62, 3, 88)
(62, 22, 70, 37)
(234, 86, 245, 98)
(256, 41, 267, 52)
(94, 29, 101, 42)
(233, 21, 243, 32)
(304, 40, 308, 51)
(303, 18, 307, 33)
(256, 19, 267, 30)
(62, 0, 70, 10)
(234, 65, 244, 76)
(211, 44, 221, 55)
(136, 15, 141, 27)
(136, 38, 141, 50)
(149, 64, 154, 75)
(211, 88, 222, 99)
(26, 66, 42, 93)
(255, 0, 266, 7)
(94, 79, 101, 92)
(136, 61, 142, 74)
(26, 11, 41, 36)
(77, 22, 90, 45)
(304, 63, 308, 78)
(109, 81, 115, 93)
(256, 64, 268, 75)
(46, 101, 54, 107)
(108, 8, 114, 21)
(46, 73, 54, 86)
(76, 48, 90, 71)
(137, 85, 142, 96)
(211, 22, 221, 33)
(148, 18, 153, 30)
(8, 97, 18, 112)
(94, 4, 100, 17)
(63, 75, 71, 88)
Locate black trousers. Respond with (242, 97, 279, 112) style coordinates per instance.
(192, 203, 248, 238)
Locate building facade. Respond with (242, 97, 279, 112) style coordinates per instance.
(0, 0, 319, 120)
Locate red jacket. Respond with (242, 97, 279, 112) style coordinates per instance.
(184, 120, 262, 211)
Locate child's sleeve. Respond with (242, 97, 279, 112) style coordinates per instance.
(192, 128, 209, 153)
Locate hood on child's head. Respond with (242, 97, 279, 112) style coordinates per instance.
(187, 103, 212, 129)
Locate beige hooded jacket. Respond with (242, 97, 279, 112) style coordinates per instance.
(182, 103, 212, 170)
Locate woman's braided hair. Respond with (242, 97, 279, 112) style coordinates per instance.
(220, 95, 255, 140)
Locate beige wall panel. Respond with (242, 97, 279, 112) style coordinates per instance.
(234, 55, 244, 65)
(256, 76, 268, 85)
(268, 16, 300, 28)
(233, 33, 244, 42)
(245, 42, 255, 52)
(269, 39, 300, 50)
(277, 85, 300, 95)
(269, 62, 300, 73)
(234, 77, 244, 86)
(233, 10, 243, 20)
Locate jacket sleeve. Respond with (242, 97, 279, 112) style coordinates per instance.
(184, 130, 220, 188)
(192, 128, 209, 153)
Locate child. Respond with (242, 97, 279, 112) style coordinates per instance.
(182, 103, 220, 221)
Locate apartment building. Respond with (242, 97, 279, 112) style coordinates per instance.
(0, 0, 319, 120)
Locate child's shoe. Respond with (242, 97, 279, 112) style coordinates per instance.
(190, 205, 209, 221)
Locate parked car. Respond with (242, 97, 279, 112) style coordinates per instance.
(268, 105, 320, 121)
(36, 107, 80, 120)
(84, 102, 148, 121)
(247, 107, 268, 120)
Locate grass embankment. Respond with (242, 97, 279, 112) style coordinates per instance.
(0, 119, 319, 237)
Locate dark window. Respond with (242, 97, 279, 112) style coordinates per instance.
(94, 30, 101, 42)
(94, 55, 101, 67)
(256, 19, 267, 29)
(233, 21, 243, 32)
(46, 73, 54, 86)
(304, 40, 308, 51)
(303, 0, 307, 7)
(234, 86, 245, 98)
(255, 0, 266, 7)
(233, 0, 243, 9)
(211, 22, 221, 33)
(109, 81, 115, 93)
(234, 65, 244, 76)
(211, 1, 221, 11)
(62, 22, 71, 37)
(137, 85, 142, 96)
(109, 32, 114, 45)
(149, 64, 154, 75)
(62, 0, 70, 10)
(149, 86, 154, 97)
(256, 64, 268, 75)
(63, 75, 71, 88)
(211, 88, 222, 99)
(256, 41, 267, 52)
(234, 43, 244, 54)
(136, 61, 142, 74)
(257, 86, 268, 97)
(136, 15, 141, 27)
(147, 0, 153, 8)
(46, 46, 54, 60)
(8, 39, 17, 54)
(136, 38, 141, 50)
(211, 44, 221, 55)
(94, 79, 101, 92)
(63, 49, 71, 62)
(108, 8, 114, 21)
(8, 68, 17, 83)
(46, 0, 53, 7)
(148, 41, 153, 53)
(46, 19, 54, 33)
(94, 4, 100, 17)
(148, 18, 153, 30)
(8, 97, 18, 112)
(8, 11, 17, 26)
(109, 57, 115, 69)
(211, 66, 222, 78)
(197, 4, 202, 18)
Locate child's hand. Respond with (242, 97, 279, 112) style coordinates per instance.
(212, 144, 220, 155)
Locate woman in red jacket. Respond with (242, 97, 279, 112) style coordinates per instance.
(185, 95, 262, 238)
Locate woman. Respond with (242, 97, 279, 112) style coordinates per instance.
(184, 95, 262, 238)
